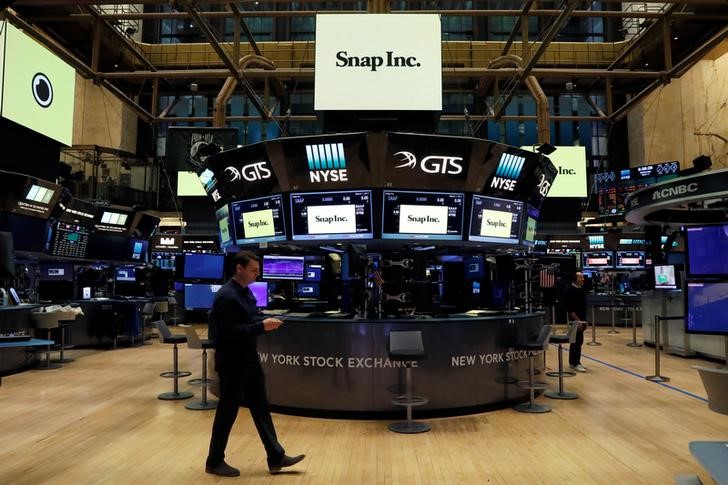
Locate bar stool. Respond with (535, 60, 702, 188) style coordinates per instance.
(167, 296, 182, 326)
(155, 320, 193, 401)
(52, 315, 77, 364)
(387, 330, 430, 434)
(155, 301, 169, 324)
(181, 325, 218, 410)
(140, 301, 155, 345)
(513, 324, 553, 413)
(31, 311, 70, 370)
(545, 322, 579, 400)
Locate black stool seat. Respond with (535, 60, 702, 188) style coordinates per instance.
(387, 331, 430, 434)
(549, 334, 570, 344)
(513, 325, 553, 414)
(155, 320, 193, 401)
(198, 339, 215, 350)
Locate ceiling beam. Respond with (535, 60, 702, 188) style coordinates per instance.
(492, 0, 583, 119)
(501, 0, 535, 56)
(181, 0, 271, 120)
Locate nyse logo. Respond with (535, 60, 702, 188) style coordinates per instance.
(651, 183, 698, 201)
(393, 151, 463, 175)
(223, 161, 272, 183)
(160, 237, 176, 246)
(490, 153, 525, 191)
(306, 143, 348, 183)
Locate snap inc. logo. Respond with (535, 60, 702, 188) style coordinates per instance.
(335, 51, 421, 72)
(393, 151, 463, 175)
(32, 73, 53, 108)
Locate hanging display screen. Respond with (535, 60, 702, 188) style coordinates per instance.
(230, 194, 287, 245)
(290, 190, 373, 241)
(381, 190, 464, 240)
(468, 195, 523, 245)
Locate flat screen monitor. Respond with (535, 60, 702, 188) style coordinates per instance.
(491, 283, 509, 307)
(248, 281, 268, 308)
(290, 190, 373, 241)
(184, 283, 223, 310)
(129, 239, 148, 262)
(49, 222, 89, 259)
(0, 213, 51, 253)
(215, 205, 234, 249)
(39, 263, 74, 281)
(464, 256, 485, 280)
(686, 282, 728, 335)
(522, 205, 539, 247)
(94, 208, 133, 234)
(616, 251, 645, 269)
(183, 253, 224, 280)
(55, 194, 97, 228)
(582, 251, 614, 269)
(230, 194, 287, 245)
(654, 265, 678, 290)
(304, 264, 323, 282)
(468, 195, 523, 245)
(115, 266, 136, 283)
(381, 190, 464, 240)
(150, 234, 183, 253)
(16, 180, 61, 219)
(86, 233, 128, 261)
(8, 287, 21, 305)
(263, 255, 305, 280)
(686, 224, 728, 277)
(295, 282, 320, 299)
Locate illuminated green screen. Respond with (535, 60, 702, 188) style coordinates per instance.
(1, 22, 75, 146)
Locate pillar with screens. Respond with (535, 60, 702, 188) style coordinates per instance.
(685, 224, 728, 335)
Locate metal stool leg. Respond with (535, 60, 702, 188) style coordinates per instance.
(388, 365, 431, 433)
(545, 344, 579, 400)
(158, 344, 193, 400)
(51, 324, 74, 364)
(186, 349, 218, 410)
(514, 354, 551, 413)
(37, 328, 62, 370)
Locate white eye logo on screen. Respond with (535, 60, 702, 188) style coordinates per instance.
(393, 151, 417, 169)
(32, 73, 53, 108)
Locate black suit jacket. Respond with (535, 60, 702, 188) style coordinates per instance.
(209, 278, 265, 371)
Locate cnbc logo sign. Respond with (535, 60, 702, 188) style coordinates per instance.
(490, 153, 525, 191)
(305, 143, 348, 183)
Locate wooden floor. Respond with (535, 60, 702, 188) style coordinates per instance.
(0, 324, 725, 484)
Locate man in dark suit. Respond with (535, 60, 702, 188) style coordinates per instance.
(206, 250, 305, 477)
(563, 271, 588, 373)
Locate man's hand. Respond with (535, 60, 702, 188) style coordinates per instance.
(263, 318, 284, 332)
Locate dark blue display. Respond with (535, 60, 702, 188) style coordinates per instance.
(304, 264, 323, 282)
(115, 266, 136, 283)
(686, 282, 728, 335)
(464, 256, 485, 280)
(263, 255, 305, 280)
(184, 283, 223, 309)
(248, 281, 268, 308)
(183, 253, 224, 280)
(295, 282, 320, 299)
(129, 239, 148, 262)
(686, 225, 728, 277)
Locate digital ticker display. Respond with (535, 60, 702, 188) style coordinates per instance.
(468, 195, 523, 245)
(382, 190, 464, 240)
(230, 194, 286, 245)
(290, 190, 373, 241)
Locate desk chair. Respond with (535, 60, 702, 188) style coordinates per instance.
(155, 320, 193, 401)
(387, 330, 430, 434)
(545, 322, 579, 400)
(513, 325, 553, 413)
(181, 325, 217, 410)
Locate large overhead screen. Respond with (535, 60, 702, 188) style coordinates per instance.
(314, 14, 442, 111)
(0, 22, 75, 145)
(520, 146, 587, 197)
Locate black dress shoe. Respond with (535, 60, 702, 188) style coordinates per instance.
(205, 461, 240, 477)
(268, 454, 305, 474)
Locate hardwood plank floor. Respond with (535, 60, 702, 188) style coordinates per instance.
(0, 324, 725, 484)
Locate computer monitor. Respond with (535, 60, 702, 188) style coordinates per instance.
(304, 264, 323, 282)
(129, 239, 148, 262)
(295, 282, 320, 299)
(39, 263, 74, 281)
(263, 255, 305, 280)
(8, 287, 21, 305)
(248, 281, 269, 308)
(464, 255, 485, 280)
(230, 194, 287, 245)
(491, 283, 509, 308)
(49, 222, 89, 259)
(582, 251, 614, 269)
(686, 224, 728, 277)
(184, 283, 223, 310)
(215, 205, 234, 250)
(686, 282, 728, 335)
(468, 195, 523, 245)
(115, 266, 136, 283)
(94, 208, 133, 234)
(616, 251, 645, 269)
(290, 190, 374, 241)
(381, 190, 464, 240)
(183, 253, 224, 280)
(521, 205, 539, 247)
(653, 265, 678, 290)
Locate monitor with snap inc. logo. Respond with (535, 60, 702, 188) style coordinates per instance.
(230, 194, 287, 245)
(289, 190, 373, 241)
(382, 190, 464, 241)
(468, 195, 523, 245)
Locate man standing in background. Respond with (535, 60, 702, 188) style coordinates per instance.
(563, 272, 588, 373)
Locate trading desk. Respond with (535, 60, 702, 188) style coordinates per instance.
(256, 312, 544, 415)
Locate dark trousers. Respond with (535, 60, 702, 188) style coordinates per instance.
(569, 327, 585, 366)
(206, 363, 284, 466)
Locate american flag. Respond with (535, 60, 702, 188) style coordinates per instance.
(539, 267, 556, 288)
(370, 270, 384, 288)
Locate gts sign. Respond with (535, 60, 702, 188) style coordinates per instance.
(393, 151, 464, 175)
(223, 161, 272, 183)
